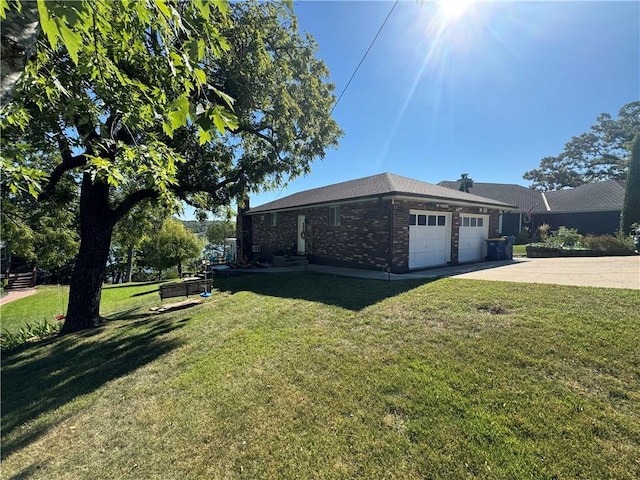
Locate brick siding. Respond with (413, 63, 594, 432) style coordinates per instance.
(247, 198, 502, 272)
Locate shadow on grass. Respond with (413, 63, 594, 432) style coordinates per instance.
(1, 316, 186, 459)
(215, 272, 430, 311)
(102, 281, 161, 290)
(130, 288, 159, 297)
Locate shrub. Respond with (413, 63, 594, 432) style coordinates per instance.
(583, 234, 634, 253)
(0, 318, 62, 352)
(545, 226, 583, 248)
(163, 268, 180, 280)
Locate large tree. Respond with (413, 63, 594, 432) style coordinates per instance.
(142, 218, 202, 279)
(110, 203, 169, 283)
(1, 0, 341, 334)
(524, 101, 640, 191)
(620, 133, 640, 235)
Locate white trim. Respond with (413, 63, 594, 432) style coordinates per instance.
(541, 192, 551, 211)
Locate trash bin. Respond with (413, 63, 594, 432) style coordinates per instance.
(503, 236, 516, 260)
(485, 238, 506, 260)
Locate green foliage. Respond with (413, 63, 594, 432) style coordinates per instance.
(142, 218, 202, 277)
(529, 226, 634, 254)
(205, 220, 235, 245)
(524, 101, 640, 190)
(1, 0, 340, 331)
(0, 175, 79, 270)
(582, 233, 634, 253)
(0, 318, 62, 352)
(620, 133, 640, 234)
(109, 204, 170, 282)
(544, 226, 583, 248)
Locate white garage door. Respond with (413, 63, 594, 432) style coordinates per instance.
(458, 215, 489, 263)
(409, 211, 451, 269)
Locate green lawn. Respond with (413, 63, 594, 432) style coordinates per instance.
(1, 275, 639, 479)
(0, 282, 163, 334)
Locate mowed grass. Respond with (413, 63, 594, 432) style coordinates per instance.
(1, 274, 639, 479)
(0, 282, 163, 333)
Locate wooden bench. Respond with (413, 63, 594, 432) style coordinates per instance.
(159, 279, 212, 300)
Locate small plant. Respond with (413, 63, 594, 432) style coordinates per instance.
(537, 223, 551, 242)
(545, 226, 583, 248)
(0, 318, 62, 352)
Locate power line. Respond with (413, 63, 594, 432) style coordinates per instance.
(272, 1, 399, 202)
(330, 0, 399, 115)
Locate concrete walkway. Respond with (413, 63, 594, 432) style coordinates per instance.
(0, 288, 37, 306)
(234, 256, 640, 289)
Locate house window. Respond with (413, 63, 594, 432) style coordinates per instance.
(427, 215, 437, 226)
(329, 206, 341, 226)
(437, 215, 446, 226)
(417, 215, 427, 226)
(409, 214, 417, 225)
(270, 213, 277, 227)
(462, 216, 485, 227)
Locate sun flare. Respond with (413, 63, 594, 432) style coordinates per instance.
(436, 0, 477, 23)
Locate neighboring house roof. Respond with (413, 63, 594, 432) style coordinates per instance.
(438, 181, 543, 213)
(248, 173, 516, 214)
(438, 179, 625, 213)
(543, 180, 625, 212)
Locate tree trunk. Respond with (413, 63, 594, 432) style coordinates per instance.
(1, 1, 39, 105)
(125, 244, 134, 283)
(60, 176, 114, 335)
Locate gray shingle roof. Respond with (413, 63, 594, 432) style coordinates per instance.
(438, 181, 544, 213)
(438, 179, 625, 213)
(248, 173, 517, 214)
(543, 180, 625, 212)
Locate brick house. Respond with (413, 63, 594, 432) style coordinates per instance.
(238, 173, 515, 273)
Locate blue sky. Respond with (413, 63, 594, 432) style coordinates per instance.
(186, 0, 639, 218)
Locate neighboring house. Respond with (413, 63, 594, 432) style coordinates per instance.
(438, 179, 625, 236)
(238, 173, 515, 273)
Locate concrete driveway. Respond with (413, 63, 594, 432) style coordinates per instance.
(228, 255, 639, 289)
(455, 256, 640, 289)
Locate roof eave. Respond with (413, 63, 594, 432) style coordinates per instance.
(247, 192, 517, 214)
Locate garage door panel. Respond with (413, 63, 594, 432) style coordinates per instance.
(458, 215, 489, 263)
(409, 210, 451, 269)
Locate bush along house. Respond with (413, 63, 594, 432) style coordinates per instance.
(237, 173, 516, 273)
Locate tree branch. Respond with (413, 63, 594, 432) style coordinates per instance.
(173, 167, 246, 198)
(233, 124, 279, 152)
(39, 151, 87, 201)
(111, 188, 159, 225)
